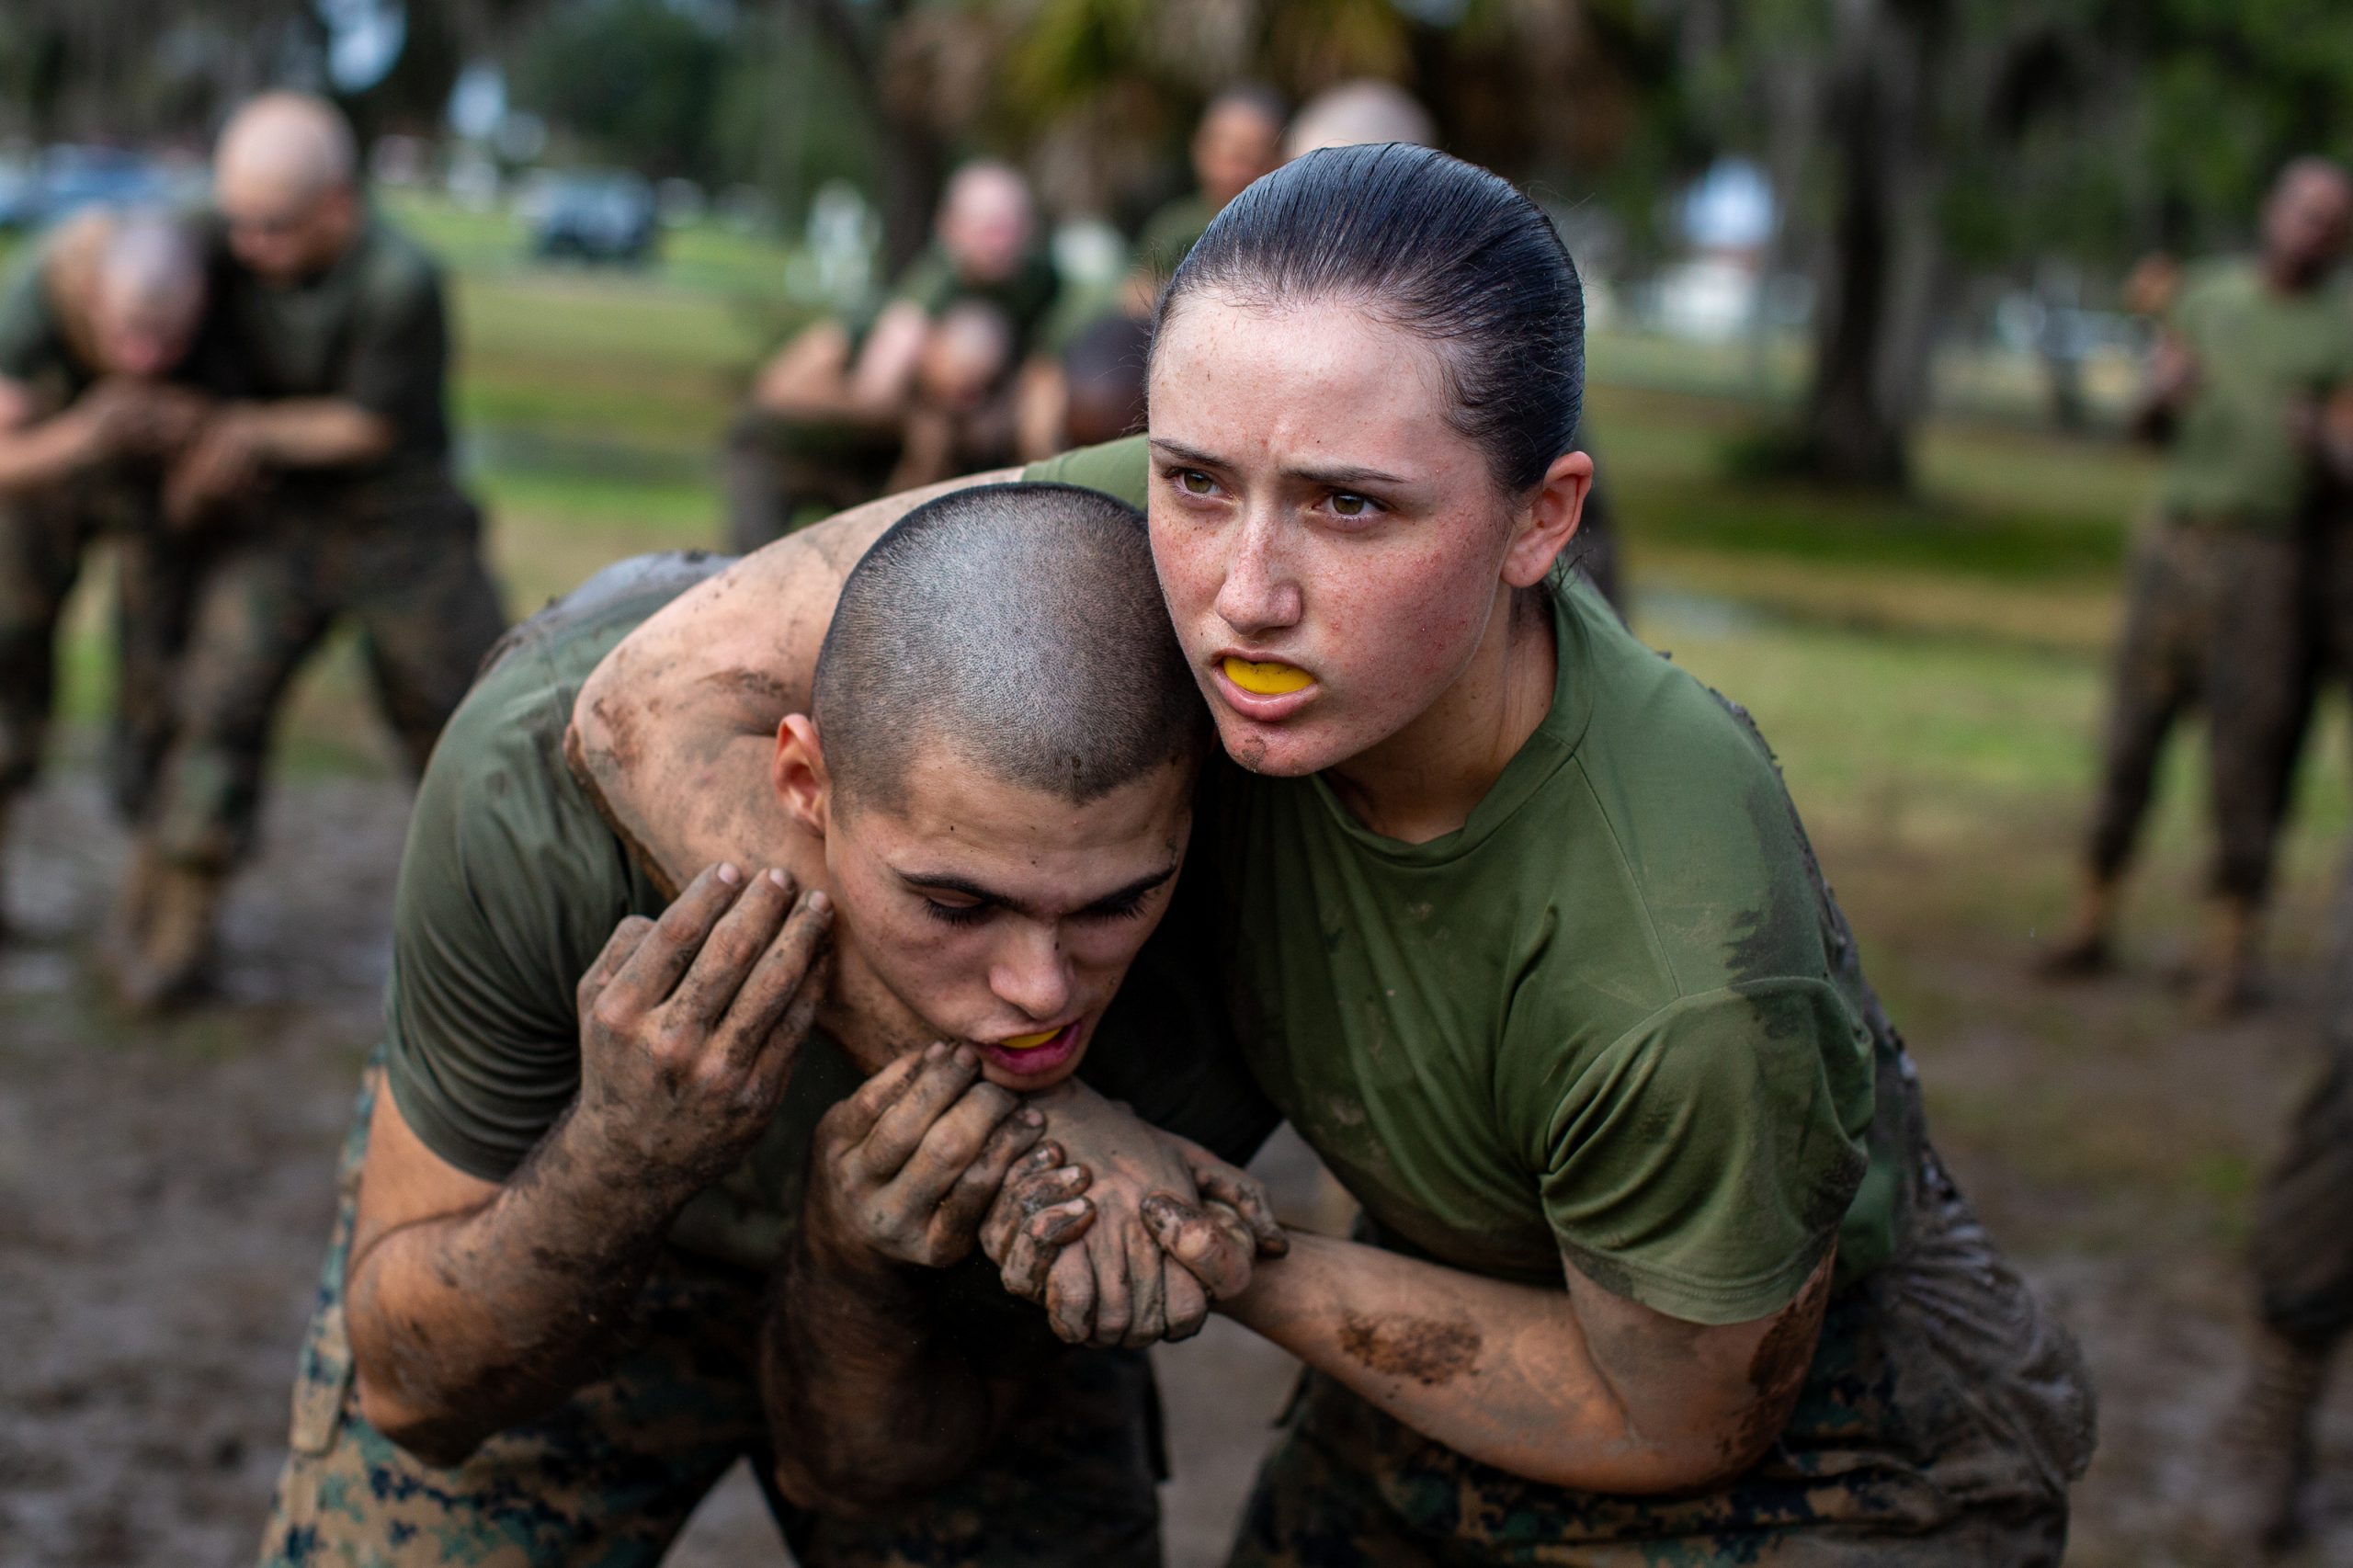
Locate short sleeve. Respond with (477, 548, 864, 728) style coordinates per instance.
(381, 663, 633, 1180)
(341, 255, 448, 439)
(1023, 434, 1150, 510)
(1529, 979, 1873, 1325)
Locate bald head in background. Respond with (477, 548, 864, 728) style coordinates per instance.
(2261, 156, 2353, 291)
(936, 162, 1036, 287)
(88, 215, 208, 379)
(213, 92, 363, 285)
(1282, 79, 1436, 160)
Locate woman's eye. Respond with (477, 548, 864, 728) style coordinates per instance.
(1177, 469, 1216, 496)
(1330, 493, 1373, 518)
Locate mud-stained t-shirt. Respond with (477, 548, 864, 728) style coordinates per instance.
(2159, 258, 2353, 534)
(199, 212, 452, 488)
(1029, 437, 1910, 1325)
(381, 553, 1278, 1272)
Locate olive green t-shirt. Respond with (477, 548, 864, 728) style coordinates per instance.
(2159, 258, 2353, 533)
(885, 244, 1063, 355)
(200, 212, 452, 488)
(382, 554, 1278, 1272)
(0, 239, 92, 408)
(1029, 437, 1908, 1324)
(1133, 193, 1218, 282)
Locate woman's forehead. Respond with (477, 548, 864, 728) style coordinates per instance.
(1150, 296, 1472, 472)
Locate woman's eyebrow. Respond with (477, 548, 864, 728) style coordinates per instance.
(1152, 437, 1409, 490)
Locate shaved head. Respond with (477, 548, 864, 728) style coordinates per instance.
(92, 214, 206, 377)
(217, 92, 357, 205)
(1283, 80, 1435, 160)
(813, 483, 1203, 814)
(214, 92, 362, 284)
(936, 161, 1035, 285)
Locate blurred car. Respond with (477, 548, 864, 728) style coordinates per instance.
(529, 172, 657, 265)
(0, 145, 187, 233)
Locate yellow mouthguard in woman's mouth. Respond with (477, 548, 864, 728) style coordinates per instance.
(1222, 657, 1313, 696)
(1000, 1028, 1062, 1051)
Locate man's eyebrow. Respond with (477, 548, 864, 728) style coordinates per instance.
(895, 861, 1178, 918)
(1148, 437, 1409, 491)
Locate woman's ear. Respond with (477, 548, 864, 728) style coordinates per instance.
(1502, 449, 1595, 589)
(773, 714, 831, 837)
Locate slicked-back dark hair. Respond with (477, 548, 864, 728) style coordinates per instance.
(1155, 142, 1584, 496)
(813, 483, 1204, 813)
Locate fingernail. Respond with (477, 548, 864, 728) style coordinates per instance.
(1057, 1200, 1086, 1215)
(1020, 1109, 1044, 1127)
(926, 1041, 949, 1062)
(768, 867, 790, 889)
(1056, 1166, 1081, 1182)
(716, 862, 740, 885)
(954, 1044, 978, 1067)
(805, 890, 831, 915)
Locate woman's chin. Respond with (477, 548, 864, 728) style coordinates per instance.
(1213, 711, 1355, 778)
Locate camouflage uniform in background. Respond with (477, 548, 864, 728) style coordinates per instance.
(145, 473, 501, 869)
(0, 217, 210, 833)
(2077, 259, 2353, 913)
(727, 246, 1061, 553)
(0, 469, 199, 822)
(258, 1068, 1166, 1568)
(143, 212, 504, 875)
(2084, 519, 2305, 903)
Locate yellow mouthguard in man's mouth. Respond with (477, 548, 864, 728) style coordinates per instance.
(1000, 1028, 1062, 1051)
(1222, 657, 1313, 696)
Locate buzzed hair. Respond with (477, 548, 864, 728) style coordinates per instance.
(813, 483, 1204, 813)
(216, 91, 358, 199)
(100, 213, 204, 308)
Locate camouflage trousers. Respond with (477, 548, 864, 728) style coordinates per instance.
(2250, 853, 2353, 1353)
(2084, 517, 2305, 901)
(145, 477, 506, 870)
(1228, 1158, 2094, 1567)
(0, 467, 199, 817)
(258, 1067, 1166, 1568)
(722, 408, 902, 554)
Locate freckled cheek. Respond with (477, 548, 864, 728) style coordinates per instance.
(1311, 545, 1488, 696)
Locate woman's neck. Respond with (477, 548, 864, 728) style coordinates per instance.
(1323, 587, 1557, 845)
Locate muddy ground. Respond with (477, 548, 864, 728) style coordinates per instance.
(2, 765, 2347, 1566)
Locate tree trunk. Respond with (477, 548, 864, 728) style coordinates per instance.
(1798, 0, 1947, 490)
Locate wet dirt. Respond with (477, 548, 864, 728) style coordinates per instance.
(1, 770, 2348, 1566)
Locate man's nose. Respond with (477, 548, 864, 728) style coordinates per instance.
(989, 924, 1073, 1020)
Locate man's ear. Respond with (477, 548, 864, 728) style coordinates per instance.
(773, 713, 831, 837)
(1502, 448, 1595, 590)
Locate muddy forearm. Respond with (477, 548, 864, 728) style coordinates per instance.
(346, 1111, 695, 1462)
(1219, 1233, 1800, 1494)
(764, 1227, 988, 1511)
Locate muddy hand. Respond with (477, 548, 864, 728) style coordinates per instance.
(573, 863, 832, 1199)
(1142, 1195, 1263, 1300)
(980, 1085, 1226, 1347)
(808, 1042, 1052, 1269)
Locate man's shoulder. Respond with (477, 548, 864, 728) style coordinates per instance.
(1023, 435, 1150, 510)
(350, 213, 446, 313)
